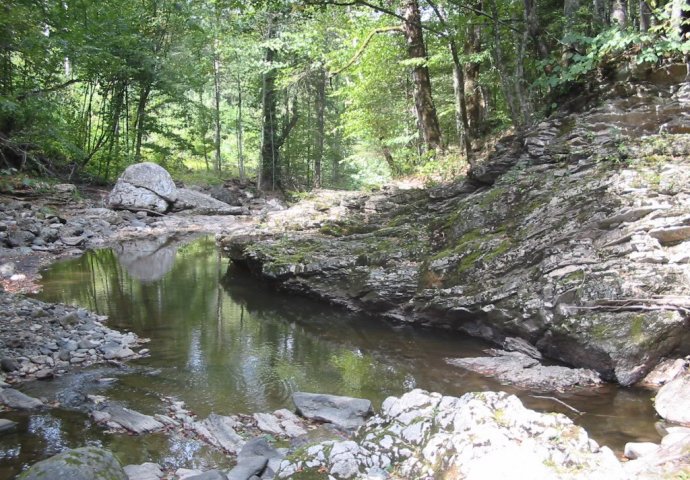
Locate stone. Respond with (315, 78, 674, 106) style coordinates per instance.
(226, 456, 268, 480)
(17, 447, 128, 480)
(239, 437, 282, 461)
(1, 358, 19, 372)
(0, 418, 18, 433)
(446, 350, 602, 391)
(655, 373, 690, 425)
(254, 413, 283, 436)
(0, 388, 44, 409)
(123, 462, 164, 480)
(108, 180, 170, 214)
(186, 470, 228, 480)
(119, 162, 177, 202)
(172, 188, 248, 215)
(101, 342, 135, 360)
(624, 442, 659, 459)
(640, 358, 688, 387)
(100, 404, 164, 434)
(195, 413, 245, 453)
(293, 392, 373, 430)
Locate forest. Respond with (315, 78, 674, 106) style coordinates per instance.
(1, 0, 689, 191)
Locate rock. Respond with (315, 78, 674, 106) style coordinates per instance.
(101, 342, 135, 360)
(655, 373, 690, 425)
(186, 470, 229, 480)
(624, 442, 659, 459)
(254, 413, 284, 436)
(0, 418, 18, 433)
(278, 389, 624, 480)
(293, 392, 373, 430)
(226, 456, 268, 480)
(446, 350, 602, 391)
(123, 462, 164, 480)
(17, 447, 128, 480)
(0, 388, 44, 409)
(640, 358, 688, 387)
(194, 413, 245, 453)
(1, 358, 19, 372)
(99, 404, 164, 434)
(239, 437, 283, 461)
(107, 162, 177, 214)
(502, 336, 542, 360)
(172, 188, 248, 215)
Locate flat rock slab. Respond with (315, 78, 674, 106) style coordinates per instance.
(100, 405, 164, 434)
(194, 413, 245, 453)
(186, 470, 229, 480)
(124, 462, 164, 480)
(172, 188, 247, 215)
(655, 373, 690, 425)
(226, 456, 268, 480)
(0, 418, 18, 433)
(0, 388, 44, 410)
(17, 447, 128, 480)
(446, 350, 601, 391)
(293, 392, 373, 429)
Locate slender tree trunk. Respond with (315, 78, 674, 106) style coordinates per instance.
(235, 74, 245, 181)
(449, 41, 471, 160)
(639, 0, 651, 31)
(612, 0, 628, 27)
(213, 42, 222, 173)
(564, 0, 581, 37)
(594, 0, 609, 26)
(314, 68, 326, 188)
(134, 83, 151, 163)
(464, 13, 483, 140)
(523, 0, 549, 58)
(489, 0, 522, 127)
(402, 0, 443, 152)
(260, 16, 279, 189)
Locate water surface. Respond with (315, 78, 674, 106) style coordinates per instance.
(1, 235, 661, 477)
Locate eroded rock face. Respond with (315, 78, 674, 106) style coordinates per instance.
(276, 389, 624, 479)
(219, 78, 690, 385)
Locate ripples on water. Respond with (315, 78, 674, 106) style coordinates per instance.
(0, 235, 661, 477)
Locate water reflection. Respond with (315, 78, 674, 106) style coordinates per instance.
(112, 236, 180, 282)
(3, 235, 659, 476)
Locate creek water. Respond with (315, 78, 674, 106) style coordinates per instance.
(1, 235, 661, 477)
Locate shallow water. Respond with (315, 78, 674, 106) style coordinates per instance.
(1, 235, 661, 477)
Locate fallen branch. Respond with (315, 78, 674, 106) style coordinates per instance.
(530, 395, 584, 415)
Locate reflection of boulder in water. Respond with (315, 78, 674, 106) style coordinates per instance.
(113, 237, 178, 282)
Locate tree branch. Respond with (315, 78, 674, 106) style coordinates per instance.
(329, 25, 404, 77)
(17, 78, 82, 101)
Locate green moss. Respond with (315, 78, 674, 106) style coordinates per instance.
(478, 187, 507, 209)
(563, 269, 585, 282)
(483, 239, 511, 262)
(456, 250, 484, 273)
(630, 315, 645, 342)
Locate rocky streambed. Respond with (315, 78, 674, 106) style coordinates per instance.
(1, 71, 690, 478)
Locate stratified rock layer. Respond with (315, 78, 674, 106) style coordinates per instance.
(220, 78, 690, 385)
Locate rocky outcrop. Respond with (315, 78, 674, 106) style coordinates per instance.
(17, 446, 128, 480)
(108, 162, 245, 215)
(219, 78, 690, 386)
(276, 389, 624, 479)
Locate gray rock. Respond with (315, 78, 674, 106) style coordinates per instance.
(239, 437, 282, 461)
(195, 413, 245, 453)
(655, 373, 690, 425)
(446, 350, 601, 391)
(172, 188, 248, 215)
(186, 470, 228, 480)
(119, 162, 177, 202)
(17, 447, 128, 480)
(101, 342, 135, 360)
(0, 388, 44, 409)
(0, 418, 18, 433)
(124, 462, 164, 480)
(100, 404, 164, 434)
(108, 180, 170, 214)
(293, 392, 373, 429)
(1, 358, 19, 372)
(624, 442, 659, 459)
(226, 456, 268, 480)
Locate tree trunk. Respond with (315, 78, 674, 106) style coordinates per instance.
(449, 41, 471, 160)
(489, 0, 522, 127)
(260, 16, 279, 189)
(639, 0, 651, 31)
(612, 0, 628, 27)
(594, 0, 609, 26)
(134, 83, 151, 163)
(213, 44, 222, 173)
(523, 0, 549, 58)
(402, 0, 443, 152)
(464, 13, 483, 140)
(235, 73, 245, 181)
(564, 0, 581, 36)
(314, 68, 326, 189)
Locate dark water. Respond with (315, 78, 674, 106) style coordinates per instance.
(1, 235, 661, 477)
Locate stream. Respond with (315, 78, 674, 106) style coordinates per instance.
(1, 235, 662, 477)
